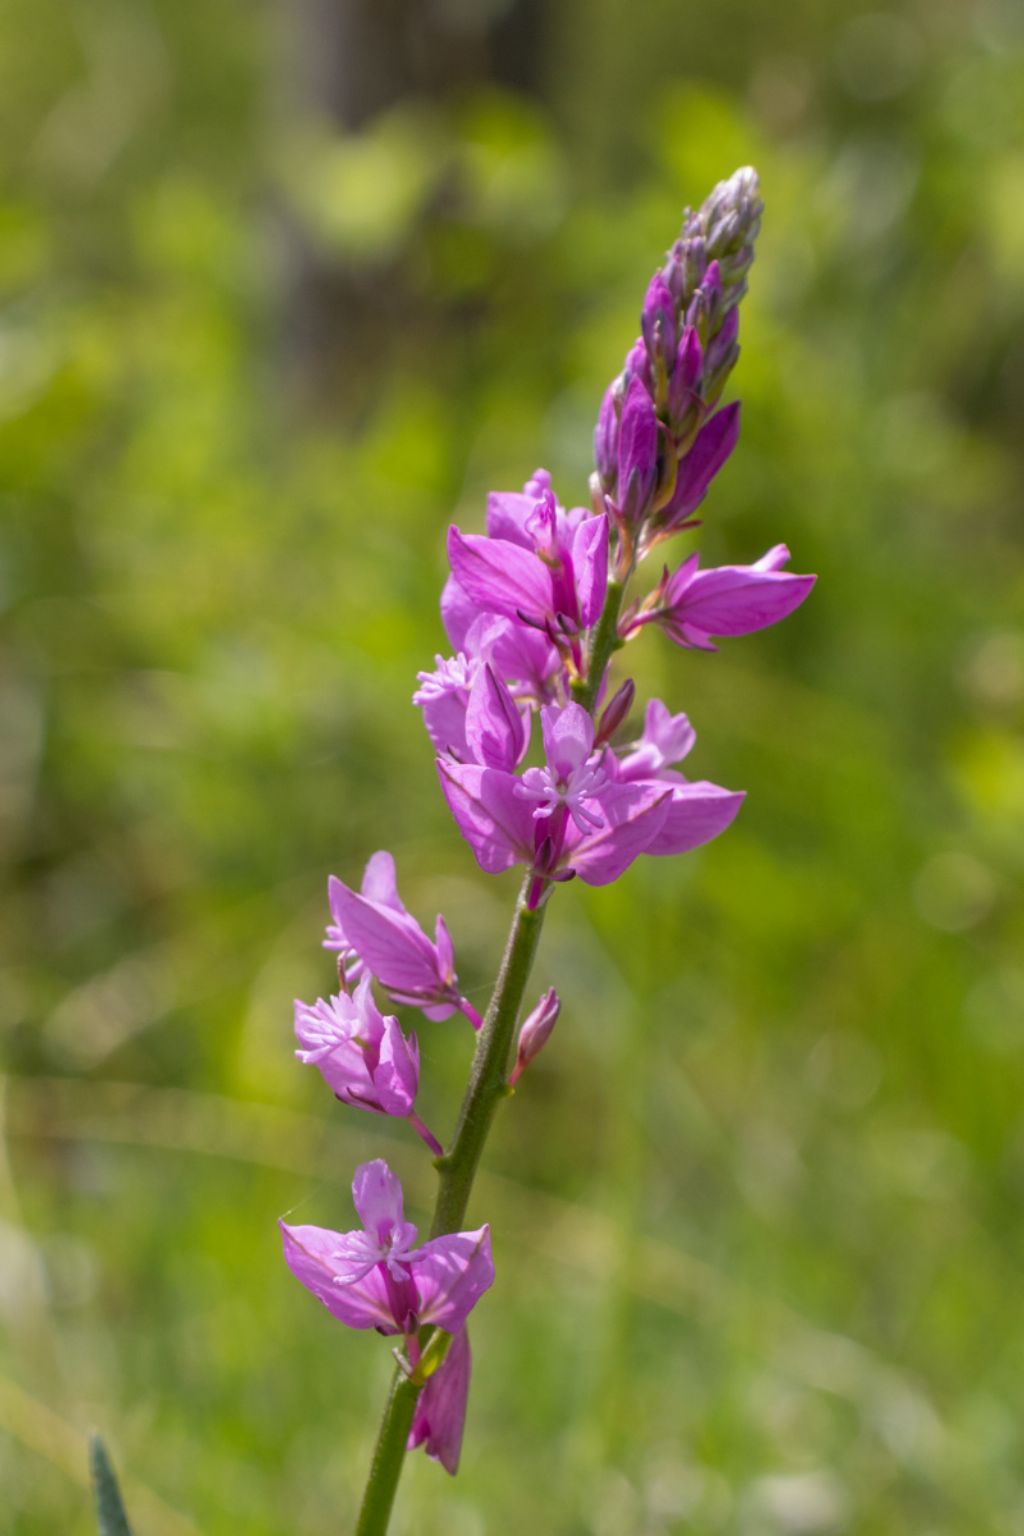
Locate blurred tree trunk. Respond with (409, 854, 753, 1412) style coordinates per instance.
(275, 0, 547, 414)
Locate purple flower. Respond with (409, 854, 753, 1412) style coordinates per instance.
(509, 987, 560, 1086)
(294, 974, 419, 1119)
(616, 375, 660, 527)
(641, 271, 677, 374)
(633, 544, 816, 651)
(414, 655, 531, 770)
(280, 1160, 494, 1337)
(666, 324, 704, 432)
(608, 698, 746, 858)
(447, 479, 608, 643)
(413, 652, 478, 759)
(618, 698, 697, 777)
(437, 700, 740, 888)
(438, 593, 562, 709)
(654, 402, 741, 535)
(594, 381, 621, 492)
(327, 853, 480, 1026)
(324, 848, 406, 984)
(464, 663, 529, 771)
(408, 1326, 472, 1476)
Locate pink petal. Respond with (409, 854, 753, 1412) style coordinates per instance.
(279, 1221, 398, 1332)
(672, 556, 816, 639)
(408, 1327, 472, 1475)
(663, 401, 740, 527)
(328, 883, 441, 997)
(572, 513, 609, 628)
(436, 759, 537, 874)
(465, 664, 528, 771)
(360, 850, 405, 913)
(566, 781, 671, 885)
(372, 1017, 419, 1116)
(441, 574, 478, 653)
(447, 527, 552, 625)
(352, 1159, 406, 1239)
(412, 1227, 495, 1332)
(643, 781, 746, 856)
(644, 698, 697, 765)
(485, 490, 535, 547)
(540, 702, 594, 780)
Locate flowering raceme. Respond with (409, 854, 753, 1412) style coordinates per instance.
(279, 167, 816, 1533)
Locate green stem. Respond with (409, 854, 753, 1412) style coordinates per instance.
(431, 877, 546, 1237)
(354, 1369, 420, 1536)
(354, 877, 546, 1534)
(572, 578, 625, 713)
(355, 566, 627, 1531)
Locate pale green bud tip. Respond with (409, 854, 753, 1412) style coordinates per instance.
(684, 166, 763, 261)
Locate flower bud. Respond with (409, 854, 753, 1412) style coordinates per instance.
(661, 168, 763, 333)
(616, 374, 659, 527)
(509, 987, 561, 1086)
(663, 234, 707, 307)
(666, 325, 703, 431)
(702, 305, 740, 407)
(623, 336, 652, 391)
(682, 167, 763, 289)
(595, 677, 636, 747)
(640, 271, 677, 375)
(594, 379, 621, 493)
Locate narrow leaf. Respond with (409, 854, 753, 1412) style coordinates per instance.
(90, 1434, 135, 1536)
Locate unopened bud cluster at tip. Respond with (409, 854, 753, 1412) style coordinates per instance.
(595, 167, 766, 559)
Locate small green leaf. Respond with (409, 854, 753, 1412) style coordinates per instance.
(89, 1434, 135, 1536)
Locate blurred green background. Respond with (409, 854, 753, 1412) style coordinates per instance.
(2, 0, 1023, 1531)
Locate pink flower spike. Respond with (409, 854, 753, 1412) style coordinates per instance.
(408, 1327, 472, 1476)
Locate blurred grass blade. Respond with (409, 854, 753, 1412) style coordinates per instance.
(90, 1435, 135, 1536)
